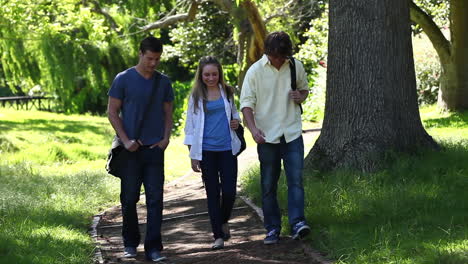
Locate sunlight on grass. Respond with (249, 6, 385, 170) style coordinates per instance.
(241, 105, 468, 264)
(0, 109, 191, 263)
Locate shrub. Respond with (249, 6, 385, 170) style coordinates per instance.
(171, 81, 192, 135)
(413, 34, 441, 105)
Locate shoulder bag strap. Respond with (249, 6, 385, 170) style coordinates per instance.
(288, 56, 303, 114)
(135, 71, 161, 140)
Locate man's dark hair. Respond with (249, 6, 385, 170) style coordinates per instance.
(264, 31, 293, 57)
(139, 36, 163, 53)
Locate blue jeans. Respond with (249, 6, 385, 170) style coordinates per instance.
(200, 150, 238, 239)
(257, 135, 305, 232)
(119, 146, 165, 252)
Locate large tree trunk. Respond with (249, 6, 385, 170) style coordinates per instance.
(438, 0, 468, 110)
(305, 0, 438, 172)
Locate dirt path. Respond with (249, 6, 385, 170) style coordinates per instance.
(92, 132, 331, 264)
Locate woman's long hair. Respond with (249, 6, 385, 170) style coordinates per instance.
(191, 56, 234, 113)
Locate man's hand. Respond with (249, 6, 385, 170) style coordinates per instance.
(230, 119, 240, 130)
(124, 139, 140, 152)
(250, 127, 266, 144)
(191, 159, 201, 172)
(151, 138, 170, 150)
(242, 107, 266, 144)
(289, 90, 306, 104)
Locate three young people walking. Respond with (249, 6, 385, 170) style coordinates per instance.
(106, 31, 310, 262)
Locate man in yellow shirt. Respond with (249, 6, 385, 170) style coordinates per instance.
(240, 31, 310, 245)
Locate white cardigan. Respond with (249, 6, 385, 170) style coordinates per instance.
(183, 85, 242, 160)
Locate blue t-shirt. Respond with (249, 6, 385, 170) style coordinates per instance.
(202, 96, 232, 151)
(108, 67, 174, 145)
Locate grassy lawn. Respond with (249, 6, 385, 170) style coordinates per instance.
(0, 109, 190, 264)
(241, 105, 468, 264)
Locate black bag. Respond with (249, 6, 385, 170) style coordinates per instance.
(105, 72, 161, 177)
(235, 123, 246, 156)
(229, 97, 246, 156)
(105, 136, 126, 177)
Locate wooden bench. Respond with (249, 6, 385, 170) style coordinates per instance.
(0, 96, 52, 111)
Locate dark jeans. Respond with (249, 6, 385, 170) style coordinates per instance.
(257, 135, 305, 233)
(119, 146, 165, 252)
(200, 150, 238, 239)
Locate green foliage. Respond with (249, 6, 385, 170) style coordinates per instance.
(412, 0, 450, 34)
(413, 35, 441, 105)
(296, 6, 328, 80)
(171, 81, 191, 135)
(296, 7, 328, 122)
(0, 0, 178, 114)
(167, 2, 237, 71)
(0, 0, 134, 113)
(241, 105, 468, 263)
(302, 67, 326, 122)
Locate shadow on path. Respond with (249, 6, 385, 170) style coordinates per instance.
(93, 131, 330, 264)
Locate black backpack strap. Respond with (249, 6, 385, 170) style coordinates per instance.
(288, 56, 303, 114)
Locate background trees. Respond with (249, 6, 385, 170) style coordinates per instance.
(0, 0, 323, 114)
(411, 0, 468, 111)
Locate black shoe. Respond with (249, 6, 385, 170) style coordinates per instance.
(263, 229, 280, 245)
(146, 250, 167, 262)
(291, 221, 311, 240)
(123, 246, 137, 258)
(212, 238, 224, 250)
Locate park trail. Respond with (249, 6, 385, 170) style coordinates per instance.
(91, 131, 332, 264)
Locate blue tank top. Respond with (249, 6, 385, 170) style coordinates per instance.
(202, 96, 232, 151)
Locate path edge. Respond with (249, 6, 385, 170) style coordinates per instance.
(238, 195, 334, 264)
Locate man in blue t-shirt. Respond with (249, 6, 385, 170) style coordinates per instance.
(107, 36, 174, 262)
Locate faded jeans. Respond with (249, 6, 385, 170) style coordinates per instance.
(257, 135, 305, 233)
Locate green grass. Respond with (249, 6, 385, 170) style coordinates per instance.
(0, 109, 190, 263)
(241, 105, 468, 264)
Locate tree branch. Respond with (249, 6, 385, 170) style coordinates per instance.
(84, 0, 119, 31)
(264, 0, 294, 23)
(409, 1, 451, 63)
(140, 0, 199, 31)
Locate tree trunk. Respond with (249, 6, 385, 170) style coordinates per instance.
(438, 0, 468, 110)
(305, 0, 438, 172)
(231, 0, 267, 88)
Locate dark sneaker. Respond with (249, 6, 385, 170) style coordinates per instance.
(123, 246, 137, 258)
(263, 229, 280, 245)
(222, 223, 231, 241)
(291, 221, 311, 240)
(146, 250, 167, 262)
(211, 238, 224, 250)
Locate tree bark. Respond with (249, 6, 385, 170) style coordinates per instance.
(438, 0, 468, 110)
(410, 0, 468, 111)
(305, 0, 438, 172)
(241, 0, 267, 65)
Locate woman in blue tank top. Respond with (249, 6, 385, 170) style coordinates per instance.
(183, 56, 243, 250)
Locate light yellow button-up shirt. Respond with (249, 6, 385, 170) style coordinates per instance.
(240, 54, 309, 144)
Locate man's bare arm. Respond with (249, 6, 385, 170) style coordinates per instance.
(241, 107, 265, 144)
(107, 96, 139, 151)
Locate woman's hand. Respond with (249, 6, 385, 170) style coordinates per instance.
(191, 159, 201, 172)
(230, 119, 240, 130)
